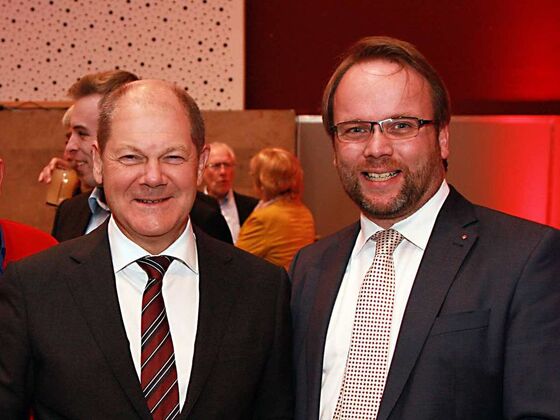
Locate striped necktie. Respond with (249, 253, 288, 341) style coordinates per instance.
(137, 255, 180, 420)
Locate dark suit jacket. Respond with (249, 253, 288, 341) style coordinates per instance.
(0, 223, 293, 419)
(233, 191, 258, 226)
(290, 187, 560, 420)
(51, 190, 233, 244)
(51, 191, 91, 242)
(198, 190, 257, 228)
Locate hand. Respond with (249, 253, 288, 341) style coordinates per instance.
(37, 157, 72, 184)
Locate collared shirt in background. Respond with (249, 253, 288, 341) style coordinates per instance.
(319, 181, 450, 420)
(219, 189, 241, 242)
(204, 188, 241, 242)
(108, 216, 199, 411)
(86, 186, 110, 234)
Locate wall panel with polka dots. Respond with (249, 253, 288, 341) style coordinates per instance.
(0, 0, 244, 109)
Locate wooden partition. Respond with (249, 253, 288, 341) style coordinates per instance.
(0, 107, 295, 233)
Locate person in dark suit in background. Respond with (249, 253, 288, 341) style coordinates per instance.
(290, 36, 560, 420)
(47, 70, 232, 244)
(0, 79, 292, 418)
(46, 70, 139, 239)
(202, 142, 258, 242)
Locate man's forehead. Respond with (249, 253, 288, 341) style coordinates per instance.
(209, 148, 233, 161)
(70, 95, 101, 126)
(343, 60, 424, 90)
(113, 90, 183, 120)
(73, 94, 102, 112)
(335, 59, 431, 113)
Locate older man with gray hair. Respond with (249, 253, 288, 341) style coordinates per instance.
(202, 142, 257, 242)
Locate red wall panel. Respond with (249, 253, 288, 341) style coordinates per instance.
(246, 0, 560, 115)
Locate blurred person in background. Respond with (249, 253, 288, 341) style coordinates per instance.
(38, 106, 83, 192)
(202, 142, 258, 242)
(44, 70, 139, 241)
(0, 157, 57, 273)
(236, 147, 315, 270)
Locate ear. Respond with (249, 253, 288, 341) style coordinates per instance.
(92, 143, 103, 185)
(0, 158, 4, 189)
(196, 145, 210, 187)
(438, 124, 450, 160)
(332, 148, 339, 169)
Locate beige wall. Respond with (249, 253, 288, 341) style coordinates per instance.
(0, 109, 295, 233)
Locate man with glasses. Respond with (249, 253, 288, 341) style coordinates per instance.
(290, 36, 560, 419)
(202, 142, 257, 242)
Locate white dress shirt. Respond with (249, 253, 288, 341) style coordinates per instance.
(85, 186, 110, 234)
(320, 181, 450, 420)
(108, 216, 199, 411)
(217, 189, 241, 242)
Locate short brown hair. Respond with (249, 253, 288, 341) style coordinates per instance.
(250, 148, 303, 201)
(67, 70, 139, 100)
(322, 36, 451, 135)
(97, 81, 205, 155)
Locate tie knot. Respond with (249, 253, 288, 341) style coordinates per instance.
(137, 255, 173, 282)
(372, 229, 403, 255)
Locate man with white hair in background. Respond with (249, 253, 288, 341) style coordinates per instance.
(202, 142, 258, 242)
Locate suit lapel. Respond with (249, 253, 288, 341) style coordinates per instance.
(179, 230, 238, 418)
(74, 192, 93, 236)
(377, 188, 479, 420)
(305, 223, 360, 419)
(59, 192, 92, 240)
(64, 223, 152, 419)
(233, 191, 258, 225)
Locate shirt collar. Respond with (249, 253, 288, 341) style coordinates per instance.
(222, 188, 234, 205)
(202, 188, 233, 206)
(107, 215, 198, 275)
(356, 180, 450, 253)
(88, 186, 110, 214)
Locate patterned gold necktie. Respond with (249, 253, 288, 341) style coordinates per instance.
(334, 229, 403, 420)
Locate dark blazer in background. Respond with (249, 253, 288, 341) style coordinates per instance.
(51, 191, 91, 242)
(0, 223, 293, 419)
(290, 186, 560, 420)
(233, 191, 258, 226)
(51, 190, 233, 244)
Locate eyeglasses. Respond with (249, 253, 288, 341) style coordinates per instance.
(206, 162, 234, 170)
(332, 117, 434, 143)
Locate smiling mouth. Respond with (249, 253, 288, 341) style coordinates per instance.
(135, 198, 170, 204)
(363, 170, 401, 181)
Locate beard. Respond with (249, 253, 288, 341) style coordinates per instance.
(337, 152, 444, 222)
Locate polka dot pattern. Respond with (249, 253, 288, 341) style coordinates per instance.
(334, 229, 403, 419)
(0, 0, 243, 109)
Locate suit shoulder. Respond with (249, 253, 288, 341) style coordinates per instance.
(197, 230, 287, 282)
(234, 191, 258, 206)
(297, 222, 359, 257)
(57, 191, 90, 213)
(474, 204, 558, 241)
